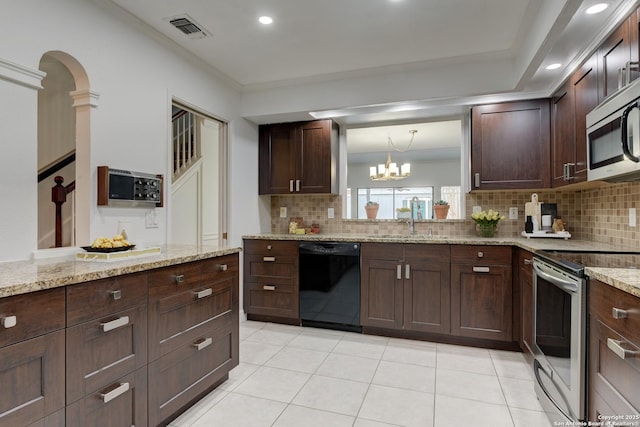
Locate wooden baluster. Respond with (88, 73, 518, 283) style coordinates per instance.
(51, 176, 66, 248)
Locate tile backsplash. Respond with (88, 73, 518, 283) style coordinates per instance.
(269, 181, 640, 250)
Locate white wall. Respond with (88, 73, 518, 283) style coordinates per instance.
(0, 0, 259, 261)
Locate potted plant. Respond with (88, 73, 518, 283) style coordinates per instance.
(365, 201, 379, 219)
(433, 200, 450, 219)
(396, 206, 411, 219)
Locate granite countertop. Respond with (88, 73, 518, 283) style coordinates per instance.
(243, 233, 640, 299)
(585, 267, 640, 298)
(0, 245, 241, 299)
(241, 232, 620, 252)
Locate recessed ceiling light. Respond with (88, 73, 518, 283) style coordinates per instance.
(259, 16, 273, 25)
(586, 3, 608, 14)
(546, 63, 562, 70)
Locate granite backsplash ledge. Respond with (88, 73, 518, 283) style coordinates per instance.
(268, 181, 640, 250)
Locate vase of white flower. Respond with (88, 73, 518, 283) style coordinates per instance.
(471, 209, 505, 237)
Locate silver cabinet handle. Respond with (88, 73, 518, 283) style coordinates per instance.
(474, 173, 480, 188)
(263, 256, 276, 262)
(193, 337, 213, 351)
(612, 307, 628, 319)
(289, 180, 294, 192)
(607, 338, 638, 360)
(218, 264, 228, 271)
(195, 288, 213, 299)
(397, 265, 402, 280)
(101, 316, 130, 332)
(175, 274, 185, 284)
(296, 180, 301, 192)
(524, 258, 533, 265)
(473, 266, 490, 273)
(477, 252, 484, 258)
(267, 245, 272, 250)
(263, 285, 276, 291)
(110, 290, 122, 300)
(99, 382, 130, 403)
(1, 315, 17, 329)
(405, 264, 411, 279)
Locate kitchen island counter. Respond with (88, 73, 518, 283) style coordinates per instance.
(0, 245, 241, 298)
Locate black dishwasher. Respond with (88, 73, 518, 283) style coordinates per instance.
(299, 242, 361, 332)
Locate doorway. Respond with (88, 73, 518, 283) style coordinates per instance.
(170, 103, 228, 247)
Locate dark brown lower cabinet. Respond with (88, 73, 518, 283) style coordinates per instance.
(0, 253, 239, 427)
(243, 239, 299, 322)
(0, 330, 65, 427)
(65, 304, 148, 404)
(588, 279, 640, 421)
(148, 254, 239, 426)
(361, 243, 450, 334)
(66, 367, 147, 427)
(148, 317, 235, 426)
(450, 246, 513, 342)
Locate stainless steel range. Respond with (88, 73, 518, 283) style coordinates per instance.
(532, 250, 640, 424)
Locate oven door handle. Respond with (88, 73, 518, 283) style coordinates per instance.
(533, 359, 576, 421)
(533, 262, 579, 294)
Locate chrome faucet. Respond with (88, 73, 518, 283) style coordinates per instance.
(408, 196, 419, 234)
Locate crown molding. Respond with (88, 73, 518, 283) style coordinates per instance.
(0, 57, 46, 90)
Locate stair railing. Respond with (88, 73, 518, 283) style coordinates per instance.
(51, 176, 75, 247)
(172, 109, 200, 181)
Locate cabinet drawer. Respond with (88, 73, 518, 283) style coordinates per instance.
(0, 288, 65, 348)
(65, 367, 147, 427)
(201, 254, 239, 281)
(245, 254, 297, 284)
(245, 281, 298, 319)
(0, 330, 65, 427)
(451, 245, 512, 265)
(149, 276, 235, 361)
(404, 244, 450, 262)
(148, 260, 202, 289)
(66, 272, 148, 326)
(244, 239, 298, 256)
(590, 318, 640, 414)
(148, 317, 235, 427)
(590, 280, 640, 345)
(66, 305, 148, 404)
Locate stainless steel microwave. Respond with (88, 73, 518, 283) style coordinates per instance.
(587, 78, 640, 182)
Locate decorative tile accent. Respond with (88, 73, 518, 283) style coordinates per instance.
(270, 181, 640, 250)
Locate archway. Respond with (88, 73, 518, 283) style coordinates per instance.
(37, 51, 96, 248)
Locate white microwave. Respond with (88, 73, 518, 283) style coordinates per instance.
(586, 78, 640, 182)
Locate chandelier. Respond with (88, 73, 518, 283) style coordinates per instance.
(369, 130, 416, 181)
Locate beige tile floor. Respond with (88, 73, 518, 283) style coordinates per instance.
(168, 321, 551, 427)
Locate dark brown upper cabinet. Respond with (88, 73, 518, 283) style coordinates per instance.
(259, 119, 338, 195)
(471, 99, 551, 190)
(551, 54, 598, 187)
(598, 15, 634, 100)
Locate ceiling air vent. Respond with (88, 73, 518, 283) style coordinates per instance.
(167, 14, 210, 39)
